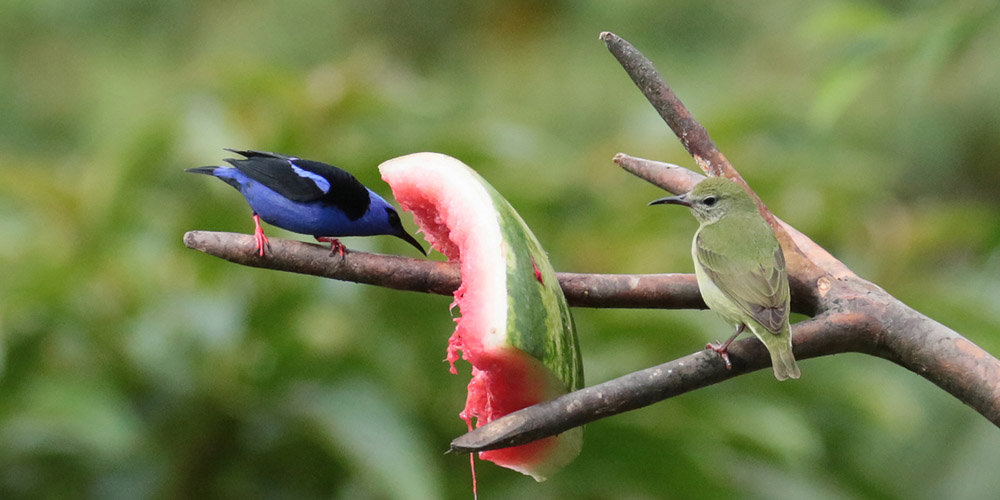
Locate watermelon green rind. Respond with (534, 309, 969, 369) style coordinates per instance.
(379, 153, 584, 481)
(491, 188, 583, 392)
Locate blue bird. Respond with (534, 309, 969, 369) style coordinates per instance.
(187, 149, 426, 257)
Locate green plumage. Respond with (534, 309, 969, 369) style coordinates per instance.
(651, 177, 801, 381)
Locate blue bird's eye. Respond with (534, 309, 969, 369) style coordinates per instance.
(386, 208, 401, 225)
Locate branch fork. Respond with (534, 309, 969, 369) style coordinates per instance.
(184, 32, 1000, 456)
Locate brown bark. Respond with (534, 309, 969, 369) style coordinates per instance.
(182, 231, 704, 310)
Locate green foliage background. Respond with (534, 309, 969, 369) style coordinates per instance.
(2, 0, 999, 498)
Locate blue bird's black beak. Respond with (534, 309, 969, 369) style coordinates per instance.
(649, 194, 692, 207)
(396, 230, 427, 256)
(386, 207, 427, 256)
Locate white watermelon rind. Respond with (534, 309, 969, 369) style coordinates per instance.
(379, 153, 584, 481)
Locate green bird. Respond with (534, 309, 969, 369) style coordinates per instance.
(650, 177, 801, 381)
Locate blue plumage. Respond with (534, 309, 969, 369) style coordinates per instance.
(188, 149, 425, 257)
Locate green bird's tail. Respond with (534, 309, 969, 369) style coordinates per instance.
(769, 344, 801, 381)
(749, 323, 801, 381)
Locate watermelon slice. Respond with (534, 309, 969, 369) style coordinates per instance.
(379, 153, 584, 481)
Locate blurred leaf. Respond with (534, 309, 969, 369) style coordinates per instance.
(0, 375, 139, 460)
(1, 0, 999, 497)
(286, 380, 443, 500)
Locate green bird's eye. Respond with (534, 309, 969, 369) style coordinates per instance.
(702, 196, 718, 207)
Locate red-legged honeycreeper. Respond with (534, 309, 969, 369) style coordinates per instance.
(187, 149, 426, 257)
(650, 177, 801, 381)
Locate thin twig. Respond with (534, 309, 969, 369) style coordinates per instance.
(600, 32, 733, 179)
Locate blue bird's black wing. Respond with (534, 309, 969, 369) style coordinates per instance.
(224, 149, 371, 220)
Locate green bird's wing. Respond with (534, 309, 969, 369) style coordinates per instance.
(695, 222, 789, 334)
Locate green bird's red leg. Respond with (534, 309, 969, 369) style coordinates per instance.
(706, 323, 745, 370)
(316, 236, 347, 257)
(252, 213, 270, 257)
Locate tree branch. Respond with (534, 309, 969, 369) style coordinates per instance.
(183, 231, 705, 310)
(443, 32, 1000, 450)
(183, 33, 1000, 459)
(450, 311, 864, 453)
(449, 287, 1000, 453)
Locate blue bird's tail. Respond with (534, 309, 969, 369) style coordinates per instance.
(186, 166, 242, 190)
(186, 166, 218, 176)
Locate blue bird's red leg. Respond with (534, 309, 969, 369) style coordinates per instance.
(252, 213, 270, 257)
(706, 323, 746, 370)
(316, 237, 346, 257)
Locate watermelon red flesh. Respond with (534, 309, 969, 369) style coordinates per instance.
(380, 153, 583, 481)
(457, 347, 569, 469)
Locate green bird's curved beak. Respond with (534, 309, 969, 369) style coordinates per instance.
(648, 194, 692, 207)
